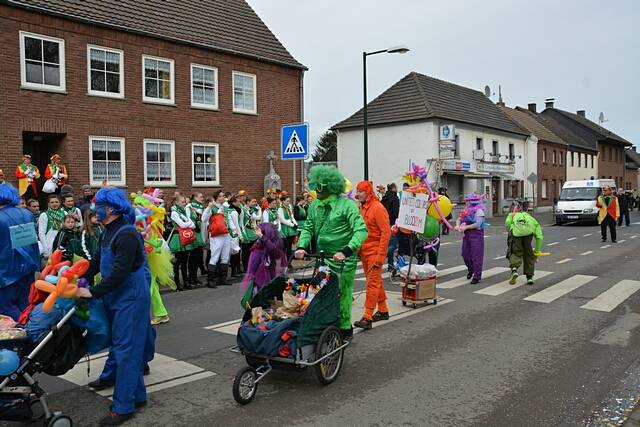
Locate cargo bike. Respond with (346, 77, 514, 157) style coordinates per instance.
(231, 252, 349, 405)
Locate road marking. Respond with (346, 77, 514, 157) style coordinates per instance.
(441, 242, 451, 245)
(556, 258, 572, 264)
(525, 275, 597, 304)
(437, 265, 468, 277)
(581, 280, 640, 312)
(631, 235, 638, 239)
(600, 245, 610, 249)
(438, 267, 509, 289)
(618, 239, 626, 243)
(61, 353, 216, 397)
(583, 233, 593, 237)
(580, 251, 594, 256)
(567, 237, 577, 241)
(204, 291, 454, 336)
(437, 263, 443, 266)
(547, 242, 559, 246)
(474, 271, 553, 296)
(493, 256, 505, 260)
(633, 222, 640, 225)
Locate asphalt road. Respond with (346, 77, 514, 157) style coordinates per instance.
(5, 212, 640, 427)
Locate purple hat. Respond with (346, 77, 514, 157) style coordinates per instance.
(464, 192, 482, 202)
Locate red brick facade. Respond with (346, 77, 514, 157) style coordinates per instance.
(598, 142, 626, 188)
(0, 5, 303, 200)
(537, 140, 567, 207)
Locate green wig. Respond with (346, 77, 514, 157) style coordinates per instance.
(308, 165, 345, 195)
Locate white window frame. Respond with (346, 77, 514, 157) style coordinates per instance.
(541, 180, 548, 199)
(88, 136, 126, 186)
(142, 55, 175, 105)
(143, 139, 176, 186)
(87, 45, 124, 98)
(191, 142, 220, 187)
(190, 64, 218, 110)
(19, 31, 66, 93)
(232, 71, 257, 114)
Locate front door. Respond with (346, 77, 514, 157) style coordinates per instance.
(491, 179, 500, 215)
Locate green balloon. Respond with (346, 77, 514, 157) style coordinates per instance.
(422, 215, 439, 239)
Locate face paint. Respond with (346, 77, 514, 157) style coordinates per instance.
(95, 203, 108, 222)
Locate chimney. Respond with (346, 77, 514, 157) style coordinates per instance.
(545, 98, 555, 109)
(528, 103, 537, 113)
(576, 110, 586, 117)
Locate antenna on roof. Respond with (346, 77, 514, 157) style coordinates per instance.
(598, 112, 608, 125)
(498, 85, 503, 104)
(484, 85, 494, 98)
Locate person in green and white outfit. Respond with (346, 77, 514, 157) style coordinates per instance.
(187, 192, 207, 285)
(262, 197, 280, 230)
(202, 190, 232, 287)
(294, 195, 307, 232)
(239, 195, 261, 272)
(227, 195, 243, 278)
(278, 194, 298, 261)
(168, 194, 197, 291)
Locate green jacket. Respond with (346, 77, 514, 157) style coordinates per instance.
(297, 194, 368, 271)
(505, 211, 544, 252)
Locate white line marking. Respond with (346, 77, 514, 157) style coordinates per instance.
(633, 222, 640, 225)
(525, 275, 597, 303)
(581, 280, 640, 312)
(583, 233, 593, 237)
(556, 258, 572, 264)
(437, 265, 468, 277)
(567, 237, 577, 241)
(437, 263, 443, 266)
(547, 242, 559, 246)
(441, 242, 451, 245)
(474, 271, 553, 296)
(438, 267, 509, 289)
(493, 256, 505, 260)
(618, 239, 626, 243)
(600, 245, 610, 249)
(631, 235, 638, 239)
(144, 371, 216, 395)
(580, 251, 593, 256)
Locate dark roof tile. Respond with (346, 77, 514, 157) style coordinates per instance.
(500, 106, 566, 145)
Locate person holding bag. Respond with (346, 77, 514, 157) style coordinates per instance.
(168, 195, 197, 291)
(186, 193, 206, 286)
(202, 190, 231, 288)
(43, 154, 68, 195)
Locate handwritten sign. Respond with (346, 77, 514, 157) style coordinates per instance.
(398, 192, 430, 233)
(9, 223, 37, 249)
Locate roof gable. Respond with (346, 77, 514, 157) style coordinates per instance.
(333, 72, 527, 136)
(539, 109, 599, 152)
(501, 106, 565, 145)
(4, 0, 305, 70)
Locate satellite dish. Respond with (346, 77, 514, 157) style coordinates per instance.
(484, 85, 492, 97)
(598, 112, 605, 124)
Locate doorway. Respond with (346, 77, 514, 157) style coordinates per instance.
(22, 131, 66, 204)
(491, 178, 500, 215)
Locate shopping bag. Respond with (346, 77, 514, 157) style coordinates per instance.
(177, 227, 196, 246)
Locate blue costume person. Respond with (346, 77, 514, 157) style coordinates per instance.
(80, 188, 156, 426)
(0, 184, 40, 320)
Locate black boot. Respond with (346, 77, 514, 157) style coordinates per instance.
(206, 268, 217, 288)
(174, 263, 184, 291)
(181, 263, 192, 289)
(218, 264, 231, 286)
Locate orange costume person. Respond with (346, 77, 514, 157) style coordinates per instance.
(44, 154, 68, 190)
(353, 180, 391, 330)
(15, 154, 41, 200)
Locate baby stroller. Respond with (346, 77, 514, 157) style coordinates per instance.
(231, 252, 349, 405)
(1, 305, 86, 427)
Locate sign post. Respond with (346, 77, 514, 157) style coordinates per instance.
(281, 123, 309, 200)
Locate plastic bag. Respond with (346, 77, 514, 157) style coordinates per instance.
(42, 178, 57, 194)
(0, 315, 17, 330)
(26, 303, 64, 341)
(400, 263, 438, 280)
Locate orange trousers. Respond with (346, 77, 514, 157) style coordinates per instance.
(362, 252, 388, 320)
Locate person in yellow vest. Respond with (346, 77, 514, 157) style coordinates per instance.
(596, 185, 620, 243)
(15, 155, 41, 200)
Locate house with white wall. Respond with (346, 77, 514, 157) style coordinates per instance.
(332, 72, 530, 217)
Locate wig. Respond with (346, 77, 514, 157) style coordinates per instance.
(240, 222, 287, 293)
(308, 165, 345, 195)
(460, 193, 487, 226)
(0, 183, 20, 207)
(95, 187, 136, 224)
(356, 180, 378, 200)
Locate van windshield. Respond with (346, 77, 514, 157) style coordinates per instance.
(559, 187, 600, 201)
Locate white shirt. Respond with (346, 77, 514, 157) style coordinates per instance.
(38, 212, 59, 257)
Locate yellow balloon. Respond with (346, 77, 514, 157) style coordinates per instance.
(427, 195, 452, 219)
(309, 190, 317, 199)
(344, 179, 352, 194)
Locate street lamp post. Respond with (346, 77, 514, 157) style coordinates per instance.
(362, 45, 410, 181)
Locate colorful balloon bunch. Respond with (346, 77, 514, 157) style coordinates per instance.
(130, 193, 166, 253)
(34, 250, 90, 312)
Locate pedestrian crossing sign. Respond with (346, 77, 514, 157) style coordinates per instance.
(281, 123, 309, 160)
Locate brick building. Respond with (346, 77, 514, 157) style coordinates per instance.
(625, 148, 640, 191)
(501, 104, 567, 208)
(0, 0, 306, 199)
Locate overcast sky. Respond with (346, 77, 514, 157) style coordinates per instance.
(248, 0, 639, 153)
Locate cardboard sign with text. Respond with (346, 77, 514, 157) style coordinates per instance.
(398, 192, 430, 233)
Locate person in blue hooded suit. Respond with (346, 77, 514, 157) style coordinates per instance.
(77, 187, 156, 426)
(0, 183, 40, 321)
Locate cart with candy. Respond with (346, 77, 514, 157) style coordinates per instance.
(231, 252, 349, 405)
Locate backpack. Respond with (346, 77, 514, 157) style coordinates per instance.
(510, 212, 535, 237)
(208, 212, 229, 237)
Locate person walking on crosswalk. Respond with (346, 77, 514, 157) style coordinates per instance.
(505, 202, 544, 286)
(596, 185, 619, 243)
(455, 193, 487, 284)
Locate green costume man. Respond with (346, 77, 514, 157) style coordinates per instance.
(505, 207, 544, 285)
(295, 166, 368, 339)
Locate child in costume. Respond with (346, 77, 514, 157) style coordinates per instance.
(38, 194, 64, 257)
(505, 201, 544, 285)
(240, 222, 288, 296)
(455, 193, 487, 284)
(79, 209, 102, 261)
(295, 165, 368, 339)
(15, 154, 40, 200)
(596, 185, 619, 243)
(53, 214, 81, 262)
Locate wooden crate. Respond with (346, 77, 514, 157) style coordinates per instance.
(401, 277, 436, 301)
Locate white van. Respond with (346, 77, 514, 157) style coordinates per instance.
(555, 179, 616, 225)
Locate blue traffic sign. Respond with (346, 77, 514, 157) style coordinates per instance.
(281, 123, 309, 160)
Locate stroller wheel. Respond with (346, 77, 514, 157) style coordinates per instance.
(47, 413, 73, 427)
(314, 326, 344, 385)
(29, 398, 45, 419)
(232, 367, 258, 405)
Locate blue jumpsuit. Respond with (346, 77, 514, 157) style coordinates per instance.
(98, 225, 155, 414)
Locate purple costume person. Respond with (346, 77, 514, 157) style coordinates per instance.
(456, 193, 486, 282)
(240, 223, 288, 295)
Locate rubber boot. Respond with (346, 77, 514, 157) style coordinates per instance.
(218, 264, 231, 286)
(206, 268, 218, 289)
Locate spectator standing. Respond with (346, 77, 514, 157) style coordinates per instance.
(38, 194, 64, 258)
(381, 183, 400, 271)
